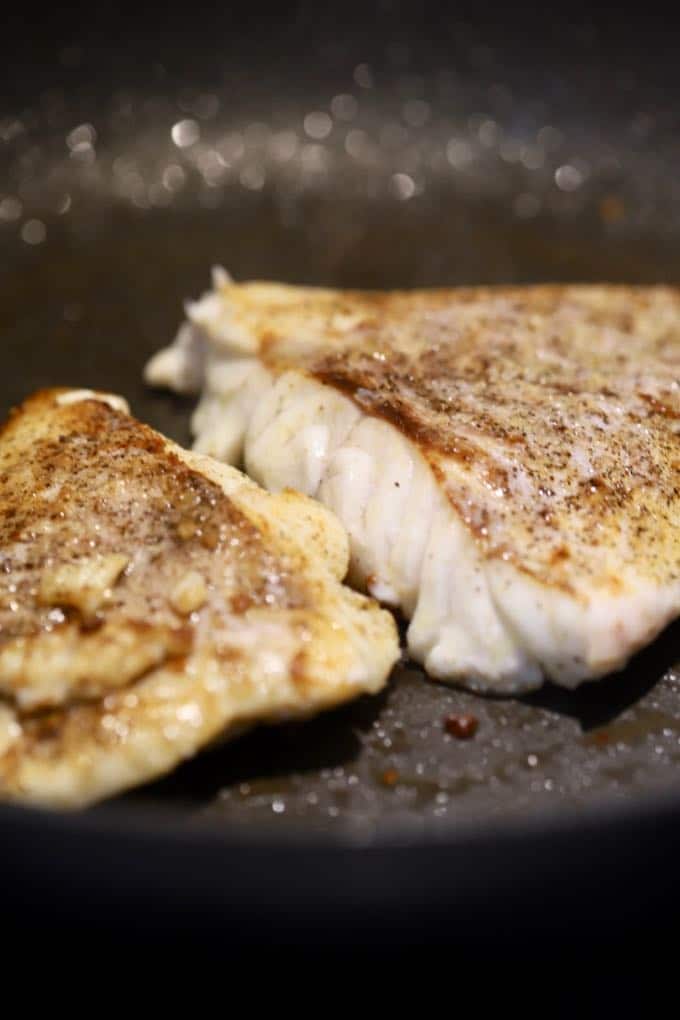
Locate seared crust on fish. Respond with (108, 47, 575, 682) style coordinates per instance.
(147, 273, 680, 693)
(0, 388, 398, 807)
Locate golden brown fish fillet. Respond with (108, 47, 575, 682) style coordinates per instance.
(147, 272, 680, 693)
(0, 388, 398, 807)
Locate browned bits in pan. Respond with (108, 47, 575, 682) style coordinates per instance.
(444, 713, 479, 739)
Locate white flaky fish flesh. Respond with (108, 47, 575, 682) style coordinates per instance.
(146, 272, 680, 694)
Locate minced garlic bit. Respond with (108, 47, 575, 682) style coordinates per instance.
(0, 705, 20, 757)
(38, 553, 129, 618)
(170, 570, 208, 615)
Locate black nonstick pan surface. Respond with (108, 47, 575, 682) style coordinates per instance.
(2, 3, 680, 968)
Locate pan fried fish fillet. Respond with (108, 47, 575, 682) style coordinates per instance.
(147, 272, 680, 694)
(0, 389, 398, 808)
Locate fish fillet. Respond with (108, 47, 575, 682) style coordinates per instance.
(146, 272, 680, 694)
(0, 388, 398, 807)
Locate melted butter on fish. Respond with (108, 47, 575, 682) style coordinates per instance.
(0, 388, 398, 807)
(146, 273, 680, 693)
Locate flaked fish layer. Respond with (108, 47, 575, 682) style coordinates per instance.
(146, 272, 680, 693)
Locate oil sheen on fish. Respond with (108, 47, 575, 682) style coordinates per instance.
(0, 388, 398, 807)
(146, 272, 680, 694)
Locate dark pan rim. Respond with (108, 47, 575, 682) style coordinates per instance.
(3, 769, 679, 848)
(3, 778, 680, 948)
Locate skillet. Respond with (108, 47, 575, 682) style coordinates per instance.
(2, 1, 680, 969)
